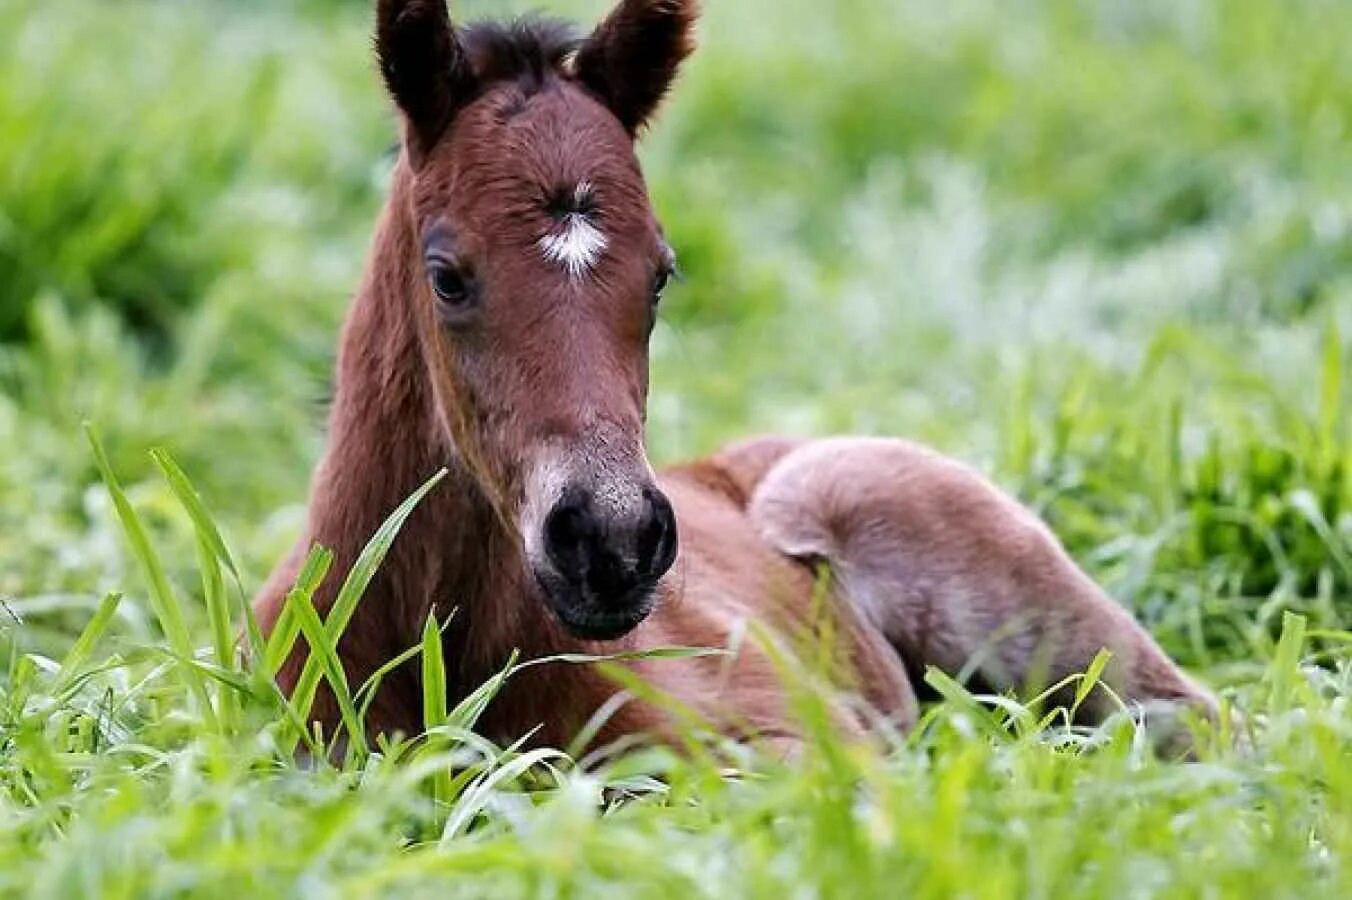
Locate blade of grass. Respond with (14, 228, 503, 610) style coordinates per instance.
(290, 588, 366, 759)
(284, 469, 448, 753)
(149, 448, 242, 583)
(440, 747, 567, 844)
(1072, 649, 1113, 715)
(447, 650, 519, 733)
(194, 533, 238, 728)
(923, 667, 1008, 741)
(421, 610, 452, 815)
(357, 640, 429, 728)
(422, 611, 449, 731)
(85, 423, 215, 728)
(194, 532, 239, 729)
(151, 447, 249, 694)
(511, 646, 725, 671)
(194, 535, 233, 671)
(54, 591, 123, 692)
(239, 596, 269, 673)
(353, 611, 455, 721)
(264, 546, 334, 678)
(1267, 611, 1307, 714)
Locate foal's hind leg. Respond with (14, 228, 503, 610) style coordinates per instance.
(746, 437, 1216, 725)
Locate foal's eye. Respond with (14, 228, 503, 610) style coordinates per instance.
(652, 266, 673, 304)
(430, 264, 470, 306)
(426, 260, 478, 327)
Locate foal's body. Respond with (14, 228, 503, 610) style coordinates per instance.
(256, 0, 1212, 752)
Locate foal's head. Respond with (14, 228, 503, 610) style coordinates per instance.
(375, 0, 697, 640)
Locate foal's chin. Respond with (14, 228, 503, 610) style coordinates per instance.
(532, 570, 658, 642)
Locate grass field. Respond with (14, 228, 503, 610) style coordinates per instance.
(2, 0, 1351, 895)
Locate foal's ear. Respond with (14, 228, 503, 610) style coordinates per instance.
(574, 0, 699, 135)
(376, 0, 476, 164)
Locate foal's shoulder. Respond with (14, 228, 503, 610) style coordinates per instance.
(659, 434, 808, 509)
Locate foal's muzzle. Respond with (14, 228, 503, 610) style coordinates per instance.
(533, 484, 678, 640)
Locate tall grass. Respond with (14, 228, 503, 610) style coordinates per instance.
(2, 435, 1350, 897)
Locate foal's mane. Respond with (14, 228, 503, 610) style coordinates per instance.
(459, 17, 580, 91)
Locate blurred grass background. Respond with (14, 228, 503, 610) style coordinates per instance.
(1, 0, 1351, 895)
(2, 0, 1346, 669)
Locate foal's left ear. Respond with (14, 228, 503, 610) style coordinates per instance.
(574, 0, 699, 135)
(376, 0, 477, 165)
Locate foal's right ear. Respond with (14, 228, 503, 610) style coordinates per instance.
(376, 0, 476, 165)
(574, 0, 699, 135)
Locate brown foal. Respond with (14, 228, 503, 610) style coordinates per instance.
(254, 0, 1215, 753)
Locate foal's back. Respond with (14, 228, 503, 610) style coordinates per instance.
(665, 435, 1216, 740)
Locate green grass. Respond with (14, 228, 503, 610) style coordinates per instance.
(1, 0, 1350, 895)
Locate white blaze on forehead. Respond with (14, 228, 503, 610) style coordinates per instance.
(538, 181, 608, 278)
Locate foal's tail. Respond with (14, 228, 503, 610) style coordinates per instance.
(735, 436, 1217, 728)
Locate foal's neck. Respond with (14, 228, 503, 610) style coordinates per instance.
(308, 165, 529, 681)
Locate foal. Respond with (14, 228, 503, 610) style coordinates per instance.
(255, 0, 1215, 751)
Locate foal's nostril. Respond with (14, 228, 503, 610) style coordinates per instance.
(636, 488, 678, 580)
(543, 494, 597, 582)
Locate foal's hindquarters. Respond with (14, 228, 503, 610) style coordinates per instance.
(623, 434, 1216, 750)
